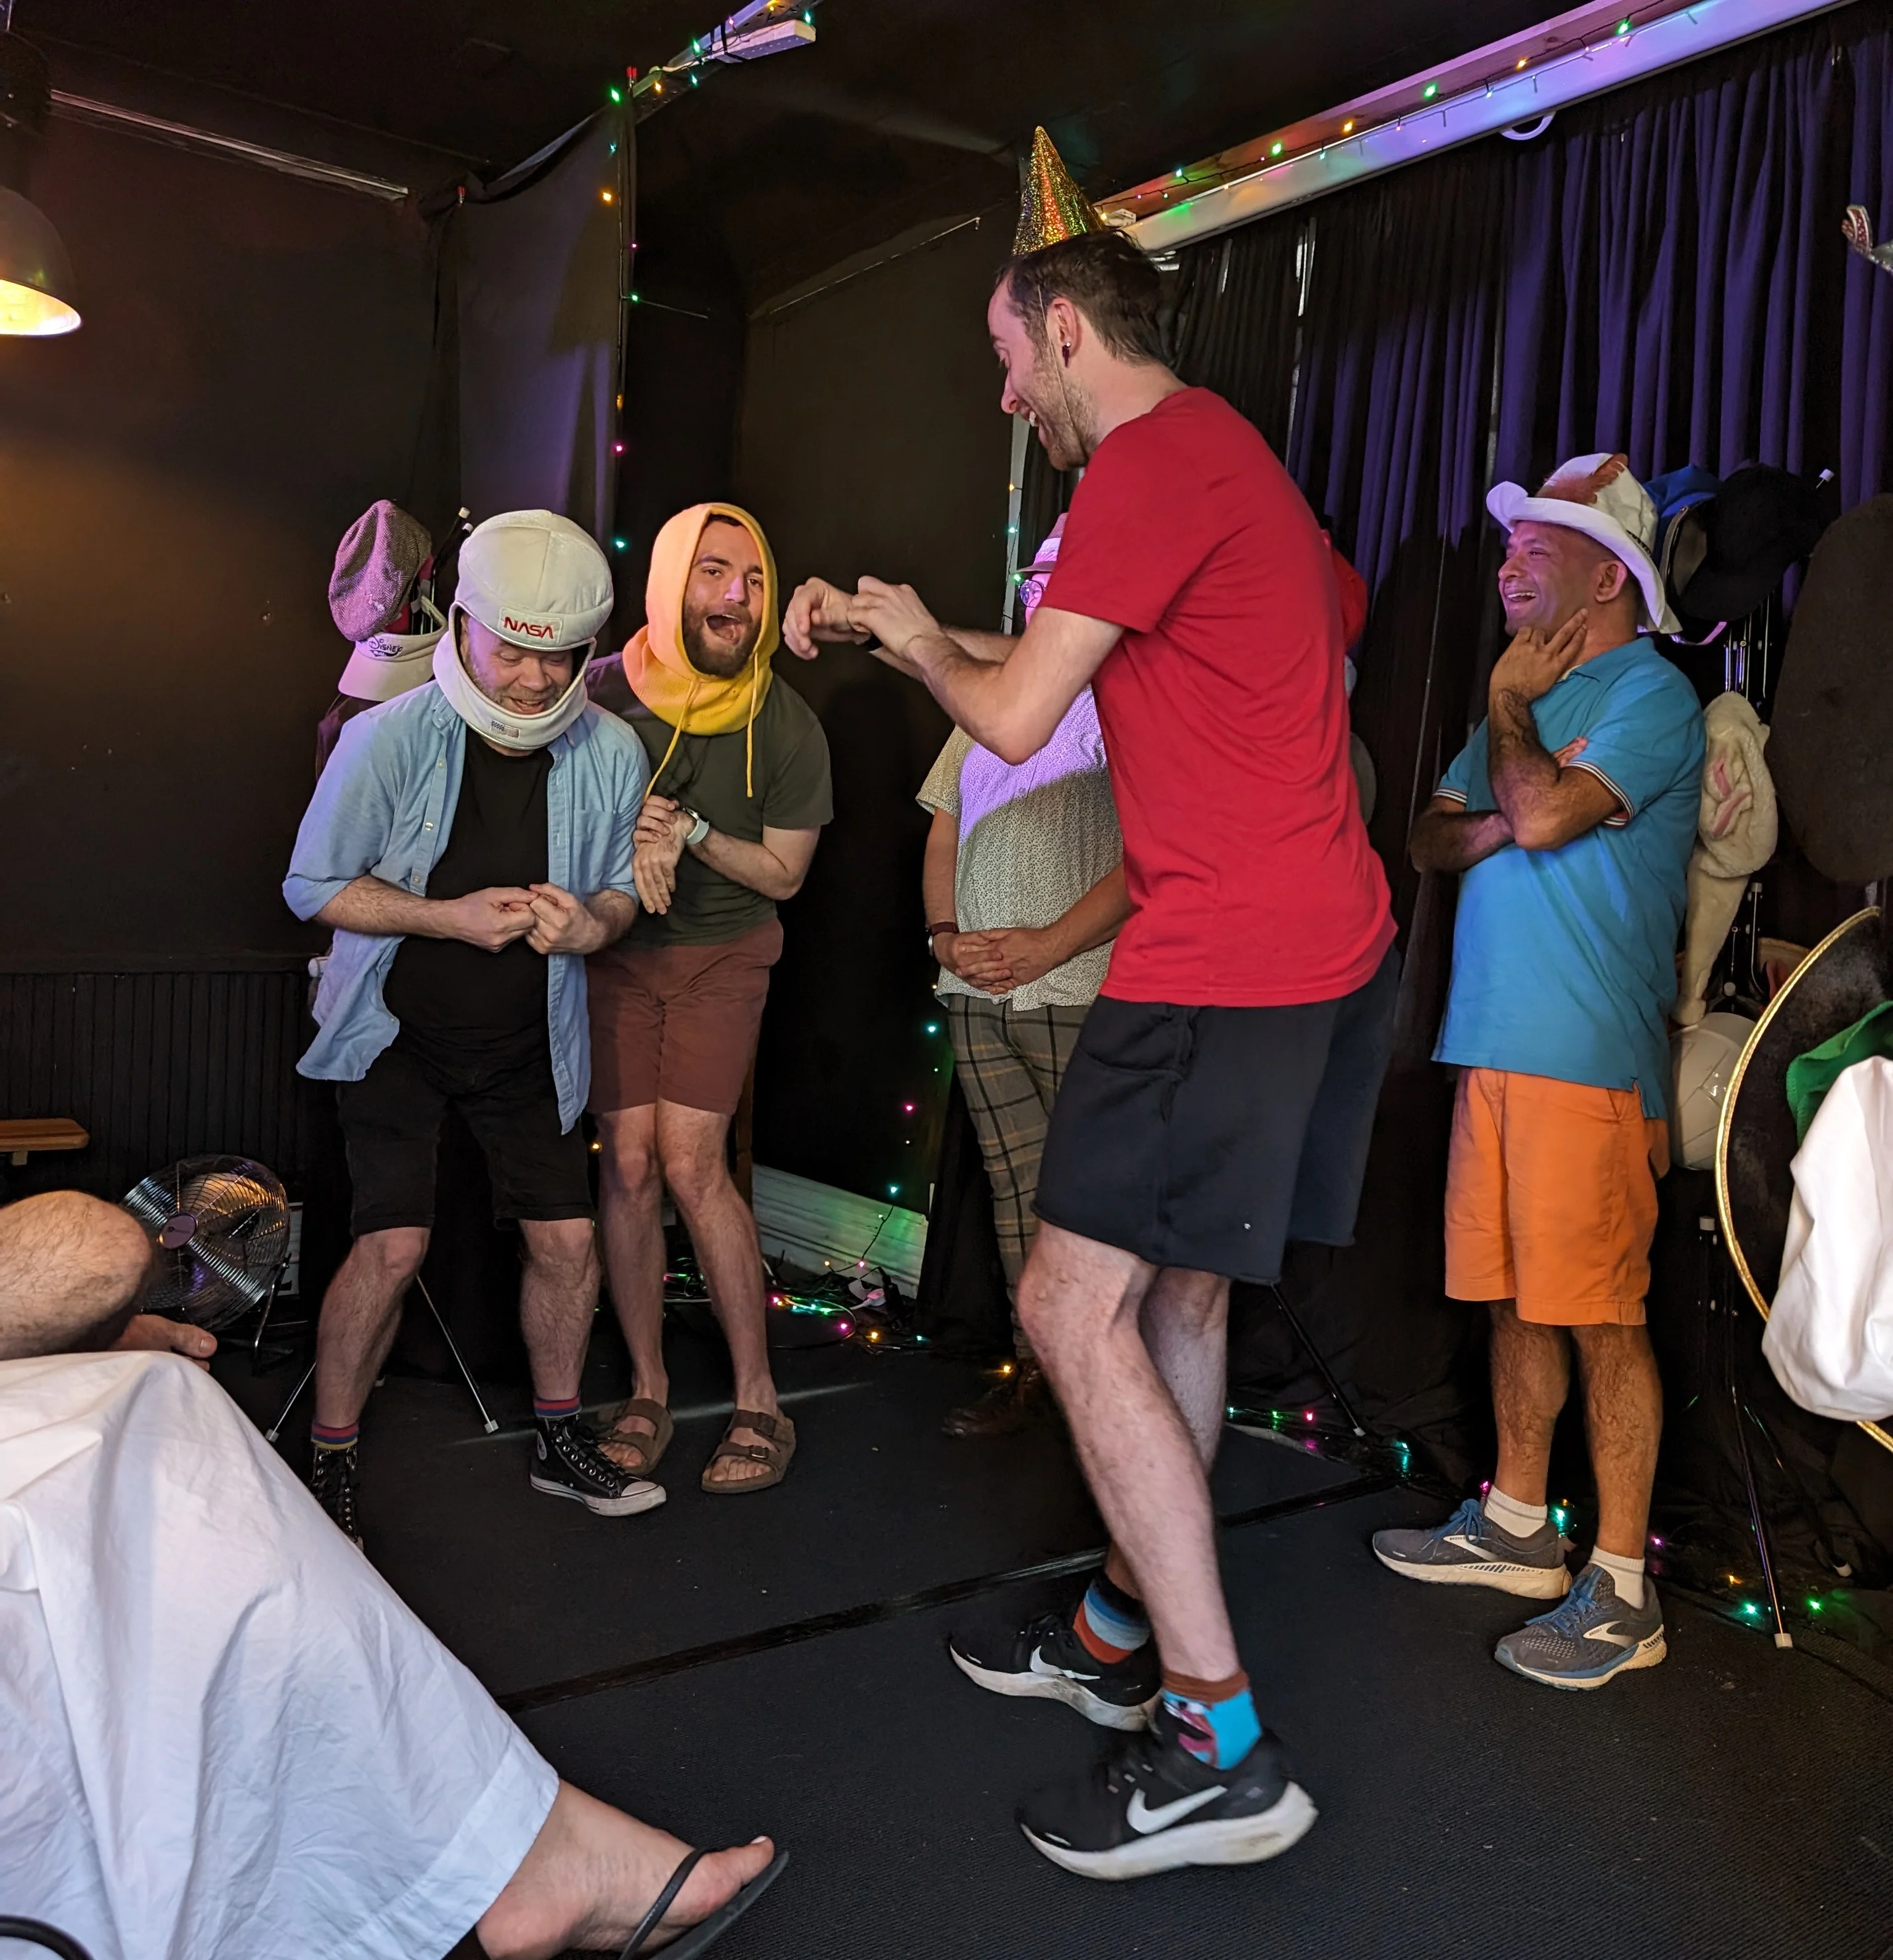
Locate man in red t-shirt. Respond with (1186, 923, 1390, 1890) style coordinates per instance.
(784, 229, 1397, 1880)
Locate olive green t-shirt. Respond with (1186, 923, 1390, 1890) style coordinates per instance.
(588, 661, 833, 947)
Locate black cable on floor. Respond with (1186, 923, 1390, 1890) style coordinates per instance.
(497, 1469, 1396, 1715)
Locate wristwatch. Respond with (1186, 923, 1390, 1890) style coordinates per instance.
(926, 920, 958, 954)
(681, 806, 711, 848)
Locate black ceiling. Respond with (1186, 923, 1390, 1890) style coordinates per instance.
(26, 0, 1560, 299)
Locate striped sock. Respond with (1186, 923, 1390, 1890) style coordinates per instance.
(534, 1395, 582, 1423)
(310, 1421, 357, 1452)
(1162, 1668, 1261, 1770)
(1073, 1573, 1150, 1663)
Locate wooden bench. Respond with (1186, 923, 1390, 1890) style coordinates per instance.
(0, 1119, 90, 1168)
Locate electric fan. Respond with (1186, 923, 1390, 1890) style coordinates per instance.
(121, 1156, 291, 1331)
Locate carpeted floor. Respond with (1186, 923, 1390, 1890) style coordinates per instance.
(229, 1333, 1893, 1960)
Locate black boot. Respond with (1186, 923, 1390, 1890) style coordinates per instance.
(309, 1441, 364, 1550)
(942, 1356, 1055, 1439)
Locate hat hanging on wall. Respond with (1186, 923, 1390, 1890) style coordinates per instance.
(0, 23, 80, 335)
(330, 500, 447, 703)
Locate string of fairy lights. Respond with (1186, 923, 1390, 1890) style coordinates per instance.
(1107, 6, 1669, 224)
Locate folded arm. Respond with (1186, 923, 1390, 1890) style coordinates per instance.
(1408, 796, 1515, 873)
(1488, 685, 1624, 851)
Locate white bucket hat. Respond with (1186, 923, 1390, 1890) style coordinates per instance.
(1487, 452, 1681, 635)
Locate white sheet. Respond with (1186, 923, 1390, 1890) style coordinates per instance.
(0, 1352, 557, 1960)
(1765, 1056, 1893, 1421)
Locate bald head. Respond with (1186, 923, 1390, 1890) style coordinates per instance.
(0, 1191, 153, 1362)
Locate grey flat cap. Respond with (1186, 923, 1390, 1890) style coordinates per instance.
(329, 500, 433, 642)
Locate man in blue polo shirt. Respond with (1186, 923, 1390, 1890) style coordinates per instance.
(1373, 453, 1704, 1689)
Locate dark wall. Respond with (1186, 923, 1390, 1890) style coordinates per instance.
(733, 208, 1017, 1204)
(0, 115, 439, 970)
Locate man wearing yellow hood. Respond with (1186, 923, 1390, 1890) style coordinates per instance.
(585, 505, 833, 1493)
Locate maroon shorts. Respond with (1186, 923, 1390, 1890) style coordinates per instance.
(586, 917, 782, 1116)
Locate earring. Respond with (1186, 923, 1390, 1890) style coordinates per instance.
(1061, 342, 1072, 365)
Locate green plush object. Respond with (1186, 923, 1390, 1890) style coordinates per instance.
(1785, 1000, 1893, 1142)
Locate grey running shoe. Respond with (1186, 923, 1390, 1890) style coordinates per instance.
(1373, 1496, 1572, 1599)
(1495, 1564, 1666, 1690)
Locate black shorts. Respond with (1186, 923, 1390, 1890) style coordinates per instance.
(1034, 944, 1400, 1283)
(336, 1029, 593, 1238)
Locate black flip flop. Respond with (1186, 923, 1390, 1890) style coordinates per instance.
(618, 1847, 788, 1960)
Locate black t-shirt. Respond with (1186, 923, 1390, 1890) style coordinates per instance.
(384, 734, 552, 1045)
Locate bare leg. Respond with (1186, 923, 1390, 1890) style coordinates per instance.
(314, 1228, 430, 1430)
(595, 1105, 670, 1468)
(477, 1782, 775, 1960)
(1101, 1269, 1230, 1597)
(517, 1218, 602, 1405)
(1022, 1224, 1237, 1679)
(1571, 1321, 1662, 1559)
(658, 1101, 781, 1488)
(1489, 1301, 1569, 1509)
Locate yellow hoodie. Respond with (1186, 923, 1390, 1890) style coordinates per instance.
(620, 502, 779, 797)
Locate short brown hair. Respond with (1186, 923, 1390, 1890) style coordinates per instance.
(995, 229, 1166, 365)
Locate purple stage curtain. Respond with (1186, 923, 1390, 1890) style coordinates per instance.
(1170, 210, 1306, 455)
(1498, 4, 1893, 502)
(1843, 24, 1893, 505)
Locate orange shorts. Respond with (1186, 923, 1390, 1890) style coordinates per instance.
(1444, 1067, 1669, 1326)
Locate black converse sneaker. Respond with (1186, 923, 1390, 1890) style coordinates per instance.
(309, 1443, 364, 1550)
(531, 1415, 667, 1517)
(1018, 1702, 1317, 1879)
(950, 1599, 1161, 1730)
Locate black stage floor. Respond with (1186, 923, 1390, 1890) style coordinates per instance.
(227, 1331, 1893, 1960)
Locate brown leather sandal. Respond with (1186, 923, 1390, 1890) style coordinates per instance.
(592, 1397, 674, 1476)
(701, 1408, 796, 1493)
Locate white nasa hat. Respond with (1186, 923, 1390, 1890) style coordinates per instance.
(454, 509, 614, 652)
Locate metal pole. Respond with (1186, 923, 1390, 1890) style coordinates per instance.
(414, 1278, 500, 1434)
(1268, 1284, 1367, 1437)
(264, 1360, 316, 1443)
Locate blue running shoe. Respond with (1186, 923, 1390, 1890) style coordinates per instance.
(1373, 1497, 1572, 1599)
(1495, 1564, 1666, 1690)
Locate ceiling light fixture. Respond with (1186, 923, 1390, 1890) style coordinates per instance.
(0, 4, 79, 335)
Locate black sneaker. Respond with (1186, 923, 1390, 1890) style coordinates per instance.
(950, 1598, 1160, 1730)
(531, 1415, 667, 1517)
(309, 1442, 364, 1550)
(1018, 1703, 1317, 1879)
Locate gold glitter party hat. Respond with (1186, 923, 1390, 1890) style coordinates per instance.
(1014, 126, 1109, 255)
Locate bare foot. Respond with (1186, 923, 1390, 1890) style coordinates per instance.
(478, 1782, 775, 1959)
(600, 1406, 665, 1476)
(702, 1405, 789, 1490)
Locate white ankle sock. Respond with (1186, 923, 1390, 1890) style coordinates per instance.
(1481, 1486, 1548, 1539)
(1587, 1546, 1647, 1608)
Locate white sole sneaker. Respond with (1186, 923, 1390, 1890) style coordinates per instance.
(1373, 1546, 1573, 1599)
(1497, 1627, 1668, 1690)
(530, 1472, 667, 1517)
(949, 1648, 1157, 1730)
(1022, 1781, 1319, 1879)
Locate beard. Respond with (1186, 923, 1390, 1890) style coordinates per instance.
(682, 602, 761, 679)
(1016, 351, 1097, 472)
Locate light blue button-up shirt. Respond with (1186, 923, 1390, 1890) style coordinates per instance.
(283, 683, 649, 1131)
(1433, 635, 1704, 1120)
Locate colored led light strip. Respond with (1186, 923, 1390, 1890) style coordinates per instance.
(1118, 0, 1852, 254)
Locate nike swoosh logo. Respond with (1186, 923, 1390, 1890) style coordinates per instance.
(1030, 1649, 1099, 1684)
(1126, 1784, 1226, 1834)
